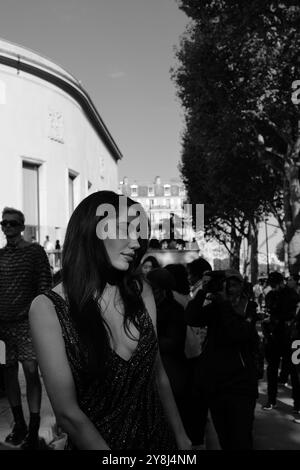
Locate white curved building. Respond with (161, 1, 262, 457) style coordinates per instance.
(0, 38, 121, 246)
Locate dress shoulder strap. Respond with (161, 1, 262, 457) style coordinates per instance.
(42, 290, 88, 385)
(42, 290, 81, 349)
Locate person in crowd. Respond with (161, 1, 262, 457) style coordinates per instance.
(189, 238, 199, 250)
(43, 235, 54, 251)
(147, 268, 189, 427)
(186, 269, 259, 450)
(287, 274, 300, 297)
(262, 271, 299, 410)
(0, 207, 52, 449)
(148, 238, 160, 249)
(183, 258, 212, 448)
(187, 257, 212, 300)
(278, 274, 300, 411)
(43, 235, 55, 268)
(165, 264, 190, 309)
(276, 275, 299, 385)
(176, 240, 185, 251)
(141, 255, 160, 277)
(54, 240, 62, 270)
(55, 240, 61, 250)
(160, 239, 169, 250)
(263, 278, 272, 297)
(243, 277, 255, 302)
(291, 307, 300, 423)
(29, 191, 191, 450)
(168, 240, 177, 250)
(253, 278, 265, 313)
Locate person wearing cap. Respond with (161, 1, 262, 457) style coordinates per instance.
(186, 268, 259, 450)
(147, 268, 189, 436)
(262, 272, 299, 411)
(165, 264, 190, 309)
(184, 258, 213, 448)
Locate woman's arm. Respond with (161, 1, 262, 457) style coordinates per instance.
(142, 282, 191, 450)
(29, 295, 110, 450)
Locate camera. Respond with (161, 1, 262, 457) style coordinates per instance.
(203, 270, 227, 294)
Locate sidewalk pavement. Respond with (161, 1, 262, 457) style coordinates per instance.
(0, 366, 56, 447)
(205, 380, 300, 450)
(254, 381, 300, 450)
(1, 367, 300, 450)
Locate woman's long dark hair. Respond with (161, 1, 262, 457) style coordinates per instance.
(62, 191, 149, 377)
(142, 256, 160, 269)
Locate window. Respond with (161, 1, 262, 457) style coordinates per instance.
(148, 186, 154, 197)
(23, 162, 40, 242)
(131, 185, 138, 197)
(179, 186, 186, 197)
(164, 184, 171, 196)
(87, 181, 92, 195)
(69, 172, 76, 217)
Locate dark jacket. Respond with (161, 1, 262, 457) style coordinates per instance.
(186, 295, 258, 399)
(157, 296, 188, 397)
(264, 286, 299, 343)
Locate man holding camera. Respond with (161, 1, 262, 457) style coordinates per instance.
(186, 269, 259, 450)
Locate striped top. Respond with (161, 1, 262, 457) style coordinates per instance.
(0, 243, 52, 323)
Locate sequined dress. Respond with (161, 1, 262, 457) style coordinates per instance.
(44, 290, 177, 451)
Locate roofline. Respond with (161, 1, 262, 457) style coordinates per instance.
(0, 50, 122, 162)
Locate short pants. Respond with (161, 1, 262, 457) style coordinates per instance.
(0, 319, 36, 366)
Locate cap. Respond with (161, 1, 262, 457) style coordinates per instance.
(268, 271, 284, 285)
(147, 268, 176, 291)
(224, 269, 243, 283)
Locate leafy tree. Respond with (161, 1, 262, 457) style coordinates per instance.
(173, 0, 300, 275)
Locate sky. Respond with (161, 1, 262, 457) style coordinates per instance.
(0, 0, 189, 184)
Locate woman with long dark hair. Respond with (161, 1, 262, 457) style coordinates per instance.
(141, 255, 160, 276)
(29, 191, 191, 450)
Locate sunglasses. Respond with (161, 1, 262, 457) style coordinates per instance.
(0, 220, 23, 227)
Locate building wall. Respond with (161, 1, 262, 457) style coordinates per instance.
(0, 48, 119, 247)
(119, 177, 194, 241)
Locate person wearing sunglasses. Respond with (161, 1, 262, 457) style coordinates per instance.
(0, 207, 52, 449)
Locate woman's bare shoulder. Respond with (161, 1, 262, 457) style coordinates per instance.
(30, 291, 61, 325)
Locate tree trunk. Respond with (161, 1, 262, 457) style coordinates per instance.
(242, 239, 251, 277)
(230, 225, 242, 271)
(249, 219, 259, 285)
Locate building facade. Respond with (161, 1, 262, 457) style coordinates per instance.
(119, 176, 195, 242)
(0, 39, 121, 247)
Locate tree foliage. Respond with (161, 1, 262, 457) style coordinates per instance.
(173, 0, 300, 273)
